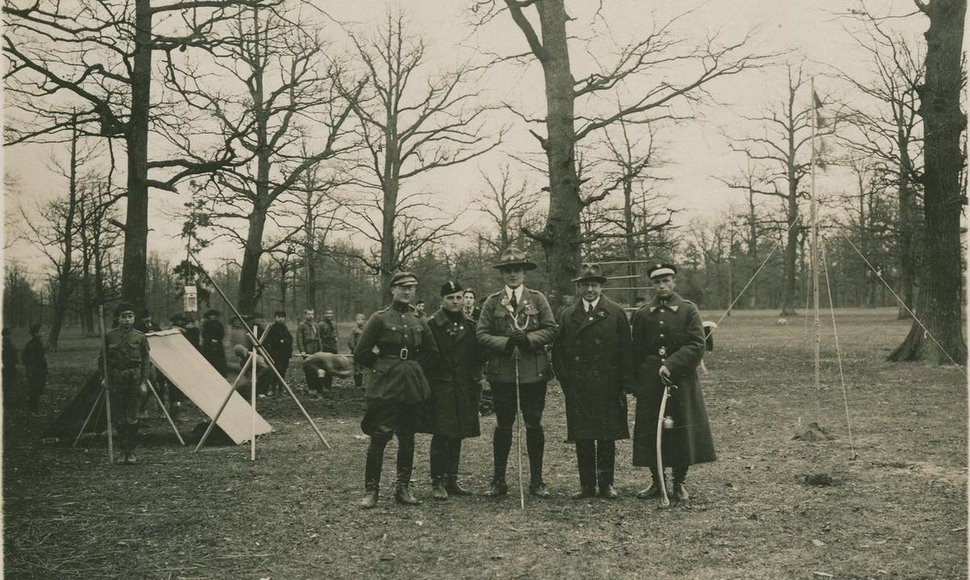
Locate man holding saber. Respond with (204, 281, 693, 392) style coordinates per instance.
(631, 263, 716, 502)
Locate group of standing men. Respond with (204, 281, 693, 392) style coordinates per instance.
(351, 247, 715, 508)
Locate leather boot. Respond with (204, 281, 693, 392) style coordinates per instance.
(484, 478, 508, 497)
(491, 425, 513, 487)
(526, 426, 547, 496)
(431, 476, 449, 501)
(395, 434, 421, 505)
(636, 467, 664, 499)
(124, 424, 138, 464)
(445, 439, 469, 495)
(597, 440, 617, 499)
(672, 465, 690, 502)
(360, 481, 380, 509)
(445, 476, 470, 496)
(572, 440, 596, 499)
(361, 435, 388, 508)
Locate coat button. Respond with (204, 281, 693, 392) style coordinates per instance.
(659, 333, 665, 338)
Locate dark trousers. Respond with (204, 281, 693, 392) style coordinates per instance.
(490, 381, 547, 483)
(575, 439, 616, 489)
(364, 431, 416, 490)
(430, 435, 463, 480)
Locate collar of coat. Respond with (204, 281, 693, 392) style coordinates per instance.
(649, 292, 683, 313)
(570, 295, 613, 323)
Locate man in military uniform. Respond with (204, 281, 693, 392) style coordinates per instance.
(477, 247, 557, 498)
(631, 263, 716, 502)
(553, 263, 634, 499)
(103, 302, 151, 464)
(426, 281, 483, 500)
(353, 272, 438, 508)
(297, 309, 323, 395)
(319, 309, 339, 390)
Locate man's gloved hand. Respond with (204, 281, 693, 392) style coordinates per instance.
(512, 329, 530, 349)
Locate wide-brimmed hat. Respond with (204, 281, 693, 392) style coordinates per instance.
(572, 263, 608, 284)
(492, 247, 537, 271)
(647, 263, 677, 279)
(389, 271, 419, 287)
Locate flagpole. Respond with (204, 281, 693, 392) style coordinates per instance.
(810, 77, 821, 427)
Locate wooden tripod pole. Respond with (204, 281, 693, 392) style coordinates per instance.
(513, 347, 525, 510)
(98, 305, 114, 463)
(145, 379, 185, 445)
(193, 355, 253, 452)
(250, 329, 258, 462)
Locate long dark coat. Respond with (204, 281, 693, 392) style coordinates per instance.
(630, 292, 716, 468)
(476, 286, 557, 385)
(200, 318, 228, 375)
(552, 296, 633, 441)
(262, 321, 294, 372)
(426, 309, 483, 439)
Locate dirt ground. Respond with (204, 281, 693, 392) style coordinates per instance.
(3, 309, 967, 579)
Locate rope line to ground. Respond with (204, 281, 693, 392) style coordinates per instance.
(820, 238, 857, 459)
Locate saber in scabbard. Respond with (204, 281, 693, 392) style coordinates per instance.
(655, 375, 674, 507)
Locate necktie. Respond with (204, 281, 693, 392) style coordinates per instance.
(510, 291, 518, 310)
(588, 303, 594, 316)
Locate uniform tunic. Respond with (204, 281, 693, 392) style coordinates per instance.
(630, 292, 716, 468)
(103, 326, 151, 424)
(319, 319, 338, 353)
(552, 296, 633, 441)
(353, 302, 437, 436)
(426, 309, 482, 439)
(296, 320, 321, 355)
(476, 286, 557, 385)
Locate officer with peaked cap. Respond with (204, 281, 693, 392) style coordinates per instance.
(425, 280, 483, 500)
(552, 263, 634, 499)
(630, 263, 716, 502)
(477, 248, 557, 498)
(102, 302, 151, 464)
(354, 271, 438, 508)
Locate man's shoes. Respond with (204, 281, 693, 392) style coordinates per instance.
(124, 450, 137, 465)
(529, 481, 551, 498)
(484, 479, 508, 497)
(431, 479, 449, 501)
(360, 489, 379, 509)
(394, 484, 422, 505)
(599, 484, 619, 500)
(636, 483, 663, 499)
(571, 485, 596, 500)
(445, 477, 471, 496)
(673, 482, 690, 502)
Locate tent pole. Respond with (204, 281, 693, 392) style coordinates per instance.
(72, 388, 104, 448)
(193, 355, 253, 452)
(251, 330, 258, 461)
(146, 379, 185, 446)
(98, 305, 114, 463)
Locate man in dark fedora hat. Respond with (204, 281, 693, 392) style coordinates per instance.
(553, 263, 634, 499)
(630, 263, 716, 503)
(477, 247, 557, 498)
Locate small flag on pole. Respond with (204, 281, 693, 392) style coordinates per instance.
(813, 90, 829, 129)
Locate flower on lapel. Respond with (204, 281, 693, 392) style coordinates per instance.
(523, 301, 539, 316)
(597, 310, 607, 319)
(499, 295, 515, 316)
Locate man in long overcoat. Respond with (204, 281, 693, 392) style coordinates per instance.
(477, 247, 557, 498)
(200, 309, 228, 376)
(426, 281, 483, 500)
(631, 263, 716, 502)
(263, 310, 294, 395)
(553, 263, 634, 499)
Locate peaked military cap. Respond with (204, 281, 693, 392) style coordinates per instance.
(492, 247, 537, 271)
(114, 301, 136, 316)
(647, 263, 678, 279)
(572, 262, 608, 284)
(389, 271, 419, 287)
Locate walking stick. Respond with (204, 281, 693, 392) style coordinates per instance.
(656, 374, 676, 508)
(97, 305, 114, 463)
(513, 346, 526, 510)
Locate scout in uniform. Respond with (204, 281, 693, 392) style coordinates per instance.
(630, 263, 716, 502)
(348, 313, 366, 387)
(103, 302, 151, 464)
(319, 308, 338, 390)
(477, 247, 557, 498)
(297, 309, 323, 395)
(552, 263, 634, 499)
(354, 272, 438, 508)
(426, 281, 483, 500)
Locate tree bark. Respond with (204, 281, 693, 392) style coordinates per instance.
(889, 0, 967, 364)
(120, 0, 152, 312)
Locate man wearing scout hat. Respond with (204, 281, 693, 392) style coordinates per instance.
(476, 247, 557, 498)
(103, 302, 151, 464)
(552, 263, 634, 499)
(630, 263, 716, 502)
(353, 271, 437, 508)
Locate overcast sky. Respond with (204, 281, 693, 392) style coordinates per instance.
(3, 0, 925, 279)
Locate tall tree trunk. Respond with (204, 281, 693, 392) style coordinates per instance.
(380, 128, 401, 289)
(780, 191, 799, 316)
(120, 0, 152, 312)
(238, 203, 267, 315)
(623, 178, 637, 306)
(49, 117, 80, 349)
(536, 1, 581, 298)
(896, 154, 919, 318)
(889, 0, 967, 364)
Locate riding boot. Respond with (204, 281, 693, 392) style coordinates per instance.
(596, 440, 617, 499)
(360, 435, 389, 508)
(636, 467, 664, 499)
(526, 426, 550, 497)
(445, 439, 470, 496)
(672, 465, 690, 502)
(125, 423, 138, 464)
(395, 433, 421, 505)
(486, 425, 513, 493)
(572, 440, 596, 499)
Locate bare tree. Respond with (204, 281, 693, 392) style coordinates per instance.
(889, 0, 966, 364)
(4, 0, 279, 311)
(470, 1, 771, 298)
(475, 164, 538, 253)
(342, 11, 502, 286)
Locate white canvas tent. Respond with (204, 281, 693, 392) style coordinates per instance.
(147, 329, 271, 444)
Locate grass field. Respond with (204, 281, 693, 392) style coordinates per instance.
(3, 308, 967, 579)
